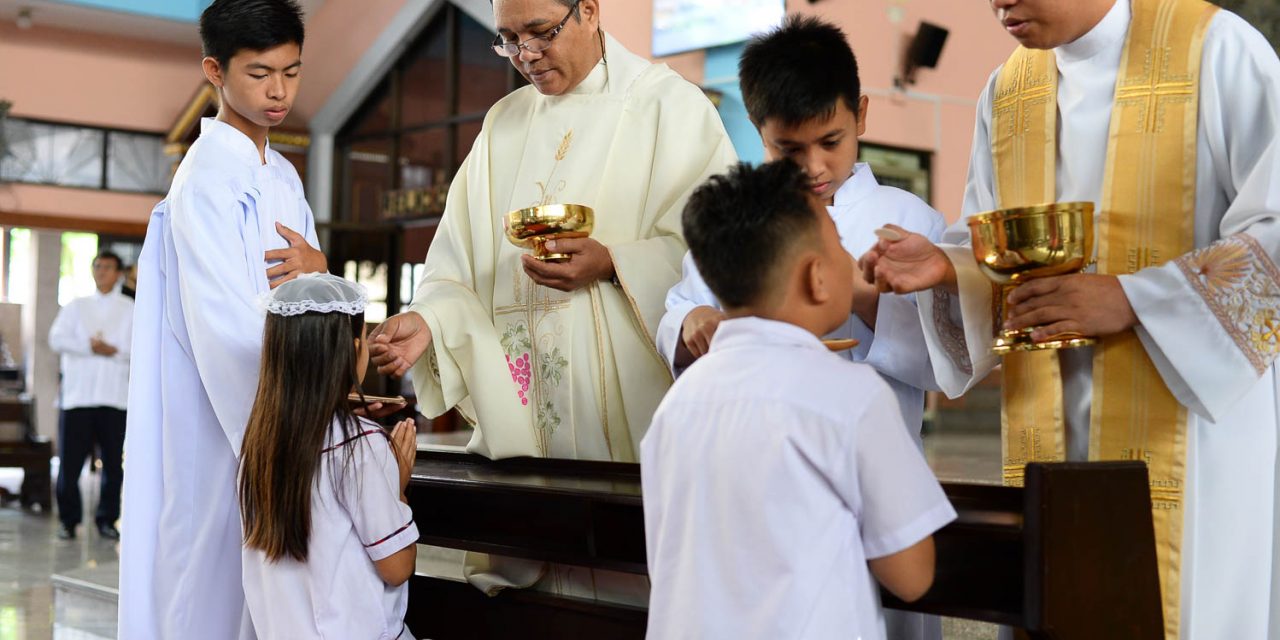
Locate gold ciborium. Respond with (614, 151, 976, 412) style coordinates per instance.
(968, 202, 1095, 354)
(503, 204, 595, 262)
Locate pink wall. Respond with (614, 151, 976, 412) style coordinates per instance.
(0, 23, 203, 131)
(0, 0, 408, 230)
(606, 0, 1016, 221)
(0, 23, 203, 230)
(0, 185, 156, 233)
(605, 1, 707, 83)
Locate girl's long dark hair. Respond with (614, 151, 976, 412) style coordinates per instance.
(240, 310, 364, 562)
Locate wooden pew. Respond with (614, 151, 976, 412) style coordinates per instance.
(405, 451, 1161, 639)
(0, 397, 51, 512)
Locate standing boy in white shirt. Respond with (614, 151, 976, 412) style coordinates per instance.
(642, 161, 955, 640)
(49, 250, 133, 541)
(656, 16, 944, 446)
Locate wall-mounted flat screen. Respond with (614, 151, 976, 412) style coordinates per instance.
(652, 0, 786, 58)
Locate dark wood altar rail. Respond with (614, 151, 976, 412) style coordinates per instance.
(405, 451, 1161, 639)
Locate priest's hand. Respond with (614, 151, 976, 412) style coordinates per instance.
(89, 337, 118, 357)
(369, 312, 433, 377)
(389, 418, 417, 493)
(675, 305, 725, 367)
(858, 225, 956, 294)
(1005, 274, 1139, 341)
(520, 237, 616, 292)
(266, 222, 328, 289)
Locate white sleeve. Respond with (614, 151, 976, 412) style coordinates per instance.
(1119, 12, 1280, 422)
(48, 301, 89, 356)
(336, 430, 419, 562)
(171, 179, 269, 453)
(916, 69, 1003, 398)
(857, 203, 948, 391)
(833, 381, 956, 559)
(655, 251, 719, 375)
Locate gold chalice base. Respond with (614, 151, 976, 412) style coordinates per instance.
(992, 329, 1095, 355)
(503, 204, 595, 263)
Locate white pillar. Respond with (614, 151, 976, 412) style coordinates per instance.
(22, 230, 61, 442)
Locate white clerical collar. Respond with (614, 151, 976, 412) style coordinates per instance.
(830, 163, 877, 210)
(567, 57, 609, 96)
(710, 316, 827, 354)
(199, 117, 271, 167)
(1056, 0, 1130, 65)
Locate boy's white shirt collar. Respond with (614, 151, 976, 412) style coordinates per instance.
(200, 117, 272, 167)
(829, 162, 877, 212)
(710, 316, 828, 354)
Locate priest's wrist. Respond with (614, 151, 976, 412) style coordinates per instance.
(935, 260, 959, 296)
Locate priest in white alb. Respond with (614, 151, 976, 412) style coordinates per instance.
(860, 0, 1280, 637)
(368, 0, 735, 600)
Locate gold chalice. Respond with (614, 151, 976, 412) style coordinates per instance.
(503, 204, 595, 262)
(968, 202, 1095, 354)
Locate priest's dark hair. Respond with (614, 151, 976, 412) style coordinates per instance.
(240, 308, 365, 562)
(682, 160, 820, 309)
(200, 0, 306, 67)
(739, 15, 861, 127)
(489, 0, 581, 18)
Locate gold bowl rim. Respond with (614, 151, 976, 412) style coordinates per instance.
(504, 203, 595, 224)
(967, 201, 1095, 227)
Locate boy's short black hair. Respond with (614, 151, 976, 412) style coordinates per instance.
(683, 161, 820, 309)
(200, 0, 306, 67)
(739, 15, 861, 128)
(94, 250, 123, 271)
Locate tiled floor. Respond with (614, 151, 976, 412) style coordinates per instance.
(0, 427, 1003, 639)
(0, 480, 120, 640)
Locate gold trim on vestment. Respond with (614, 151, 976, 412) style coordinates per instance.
(992, 46, 1068, 485)
(990, 2, 1218, 637)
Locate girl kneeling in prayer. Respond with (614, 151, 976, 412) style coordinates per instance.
(239, 273, 419, 639)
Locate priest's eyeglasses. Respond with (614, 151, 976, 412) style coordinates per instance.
(491, 2, 579, 58)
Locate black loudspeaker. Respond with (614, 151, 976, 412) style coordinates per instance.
(899, 21, 949, 86)
(908, 21, 949, 70)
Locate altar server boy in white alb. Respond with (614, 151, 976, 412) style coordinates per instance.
(642, 161, 956, 640)
(657, 17, 944, 446)
(118, 2, 328, 639)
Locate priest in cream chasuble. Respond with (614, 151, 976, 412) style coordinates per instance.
(407, 37, 733, 459)
(372, 7, 734, 461)
(368, 0, 735, 601)
(861, 0, 1280, 637)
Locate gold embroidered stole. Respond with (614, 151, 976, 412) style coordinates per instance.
(991, 1, 1217, 637)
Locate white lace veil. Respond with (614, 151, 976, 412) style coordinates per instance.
(260, 273, 368, 317)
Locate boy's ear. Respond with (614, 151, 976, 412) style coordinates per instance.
(202, 57, 225, 89)
(856, 95, 869, 137)
(804, 253, 832, 306)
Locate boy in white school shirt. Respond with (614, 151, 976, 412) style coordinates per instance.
(641, 161, 956, 640)
(656, 16, 945, 449)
